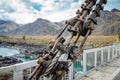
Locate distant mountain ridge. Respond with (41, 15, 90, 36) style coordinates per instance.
(0, 8, 120, 36)
(8, 18, 61, 36)
(111, 8, 120, 12)
(0, 20, 19, 35)
(111, 8, 120, 17)
(93, 8, 120, 35)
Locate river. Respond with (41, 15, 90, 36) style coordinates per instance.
(0, 47, 19, 57)
(0, 47, 91, 72)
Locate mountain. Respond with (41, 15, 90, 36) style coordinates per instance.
(8, 18, 61, 36)
(54, 21, 65, 28)
(0, 20, 19, 35)
(111, 8, 120, 12)
(63, 10, 119, 35)
(54, 9, 120, 35)
(0, 8, 120, 36)
(0, 20, 9, 25)
(101, 22, 120, 35)
(92, 9, 120, 35)
(111, 8, 120, 16)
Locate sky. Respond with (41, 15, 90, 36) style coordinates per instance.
(0, 0, 120, 24)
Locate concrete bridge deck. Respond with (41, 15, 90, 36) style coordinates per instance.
(81, 57, 120, 80)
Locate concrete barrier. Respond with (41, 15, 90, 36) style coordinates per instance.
(112, 68, 120, 80)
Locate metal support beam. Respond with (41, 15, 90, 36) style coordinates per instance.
(94, 51, 97, 68)
(108, 47, 110, 62)
(101, 49, 104, 65)
(69, 63, 74, 80)
(83, 53, 87, 75)
(112, 47, 115, 59)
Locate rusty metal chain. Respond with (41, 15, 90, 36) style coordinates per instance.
(27, 0, 107, 80)
(43, 0, 97, 77)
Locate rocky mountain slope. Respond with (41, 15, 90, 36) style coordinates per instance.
(8, 18, 61, 36)
(55, 8, 120, 35)
(93, 8, 120, 35)
(111, 8, 120, 17)
(0, 20, 19, 35)
(0, 8, 119, 36)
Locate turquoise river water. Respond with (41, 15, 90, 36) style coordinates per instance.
(0, 47, 92, 72)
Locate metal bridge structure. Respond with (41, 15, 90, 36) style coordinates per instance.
(0, 43, 120, 80)
(1, 0, 118, 80)
(26, 0, 108, 80)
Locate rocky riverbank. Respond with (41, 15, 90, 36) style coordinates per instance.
(0, 39, 113, 68)
(0, 40, 49, 67)
(0, 55, 22, 67)
(0, 39, 47, 80)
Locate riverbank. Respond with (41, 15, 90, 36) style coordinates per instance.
(0, 39, 49, 67)
(0, 35, 116, 67)
(0, 55, 22, 67)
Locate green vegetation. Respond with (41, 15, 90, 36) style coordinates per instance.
(22, 35, 26, 40)
(118, 34, 120, 41)
(0, 35, 8, 39)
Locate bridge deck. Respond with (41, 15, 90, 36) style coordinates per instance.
(0, 44, 120, 80)
(81, 57, 120, 80)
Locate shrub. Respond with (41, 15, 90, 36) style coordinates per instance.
(0, 35, 8, 39)
(22, 35, 26, 40)
(118, 34, 120, 41)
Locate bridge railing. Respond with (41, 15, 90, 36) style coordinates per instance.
(0, 44, 120, 80)
(81, 44, 120, 76)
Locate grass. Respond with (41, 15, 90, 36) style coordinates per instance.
(0, 35, 116, 48)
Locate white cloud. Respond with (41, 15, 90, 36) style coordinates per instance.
(0, 9, 5, 13)
(0, 0, 83, 24)
(0, 0, 28, 12)
(9, 0, 28, 12)
(41, 8, 77, 22)
(41, 0, 56, 12)
(8, 12, 36, 24)
(30, 0, 56, 12)
(30, 0, 45, 4)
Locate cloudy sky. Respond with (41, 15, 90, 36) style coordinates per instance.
(0, 0, 120, 24)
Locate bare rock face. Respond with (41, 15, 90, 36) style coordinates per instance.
(0, 20, 19, 35)
(8, 18, 61, 36)
(0, 55, 22, 67)
(92, 9, 120, 35)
